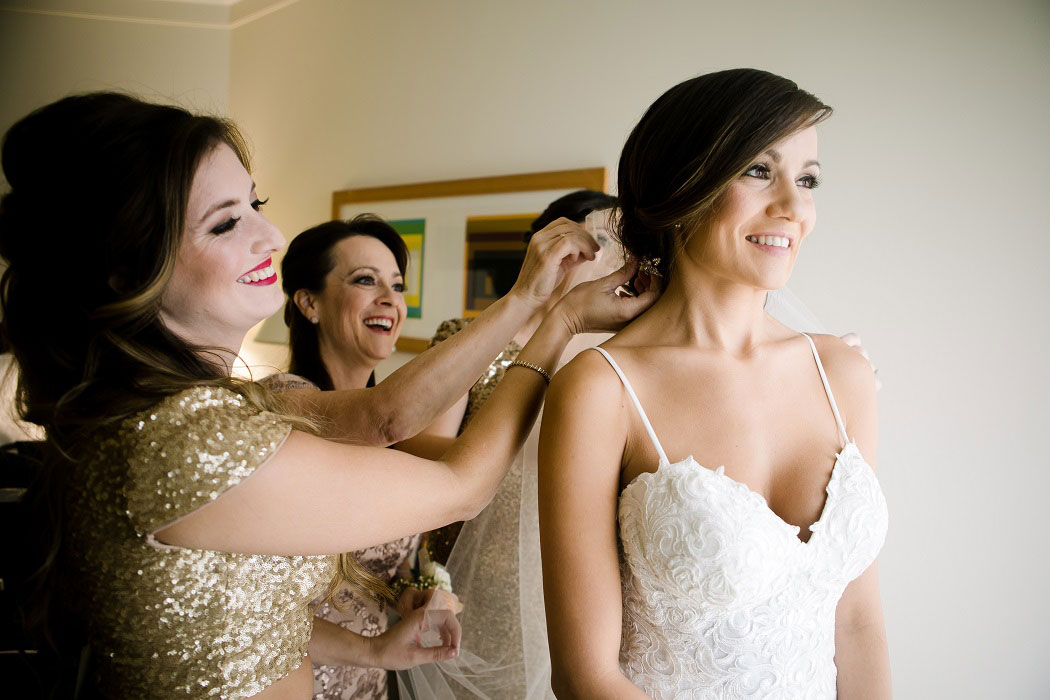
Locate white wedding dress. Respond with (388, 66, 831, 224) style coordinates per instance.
(595, 333, 888, 699)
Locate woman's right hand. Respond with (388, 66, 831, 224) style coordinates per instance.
(552, 260, 660, 335)
(509, 218, 600, 309)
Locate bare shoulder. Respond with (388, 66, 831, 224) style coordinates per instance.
(806, 333, 876, 400)
(806, 334, 878, 456)
(544, 348, 630, 455)
(549, 347, 626, 408)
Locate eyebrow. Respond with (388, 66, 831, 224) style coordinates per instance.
(764, 149, 821, 170)
(348, 265, 404, 278)
(197, 181, 257, 225)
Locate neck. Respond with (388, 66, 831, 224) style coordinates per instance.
(161, 316, 244, 377)
(647, 266, 773, 355)
(318, 339, 376, 390)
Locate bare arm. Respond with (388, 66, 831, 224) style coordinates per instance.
(156, 263, 659, 556)
(815, 335, 891, 697)
(280, 220, 594, 447)
(538, 352, 652, 699)
(390, 322, 472, 457)
(283, 293, 529, 446)
(158, 311, 574, 554)
(835, 563, 891, 698)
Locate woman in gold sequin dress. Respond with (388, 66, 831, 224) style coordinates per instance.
(263, 215, 428, 700)
(0, 93, 657, 699)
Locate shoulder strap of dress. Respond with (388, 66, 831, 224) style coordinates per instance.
(590, 347, 670, 464)
(800, 333, 850, 445)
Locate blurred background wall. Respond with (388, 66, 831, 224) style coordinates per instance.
(2, 1, 1048, 696)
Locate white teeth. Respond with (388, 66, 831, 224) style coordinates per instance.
(364, 318, 393, 330)
(747, 235, 790, 248)
(237, 265, 276, 284)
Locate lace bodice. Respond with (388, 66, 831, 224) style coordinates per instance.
(596, 337, 888, 699)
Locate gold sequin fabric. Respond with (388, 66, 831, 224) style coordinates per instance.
(261, 374, 421, 700)
(423, 318, 521, 564)
(64, 385, 335, 699)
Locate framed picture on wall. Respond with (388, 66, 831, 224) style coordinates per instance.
(463, 214, 532, 317)
(330, 168, 606, 353)
(388, 218, 425, 319)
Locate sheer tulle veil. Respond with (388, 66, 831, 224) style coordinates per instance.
(395, 288, 823, 699)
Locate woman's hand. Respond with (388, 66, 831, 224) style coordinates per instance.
(368, 602, 461, 670)
(551, 260, 660, 336)
(394, 586, 433, 619)
(840, 332, 881, 391)
(509, 218, 600, 309)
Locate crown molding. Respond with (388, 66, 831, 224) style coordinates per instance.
(0, 0, 302, 29)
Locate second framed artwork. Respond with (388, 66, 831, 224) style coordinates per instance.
(331, 168, 606, 353)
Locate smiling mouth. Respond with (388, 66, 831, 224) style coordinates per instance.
(745, 235, 791, 249)
(237, 258, 277, 285)
(363, 317, 395, 334)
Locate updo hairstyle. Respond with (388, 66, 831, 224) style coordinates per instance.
(615, 68, 832, 285)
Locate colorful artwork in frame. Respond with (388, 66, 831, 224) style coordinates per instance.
(388, 218, 425, 319)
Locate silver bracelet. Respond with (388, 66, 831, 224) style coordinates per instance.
(509, 360, 551, 384)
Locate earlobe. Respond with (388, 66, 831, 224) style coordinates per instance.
(292, 289, 318, 322)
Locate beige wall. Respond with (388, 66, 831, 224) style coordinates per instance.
(0, 7, 230, 165)
(2, 0, 1048, 695)
(230, 1, 1050, 696)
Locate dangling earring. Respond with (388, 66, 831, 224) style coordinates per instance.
(310, 316, 319, 324)
(639, 256, 662, 276)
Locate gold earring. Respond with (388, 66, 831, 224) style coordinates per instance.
(639, 256, 662, 276)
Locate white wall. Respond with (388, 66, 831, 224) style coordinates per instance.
(229, 1, 1050, 697)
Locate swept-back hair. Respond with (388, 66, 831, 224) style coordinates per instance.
(616, 68, 832, 285)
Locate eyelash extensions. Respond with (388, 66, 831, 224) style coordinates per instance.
(209, 197, 270, 235)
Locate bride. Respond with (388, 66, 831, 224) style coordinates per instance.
(538, 69, 890, 698)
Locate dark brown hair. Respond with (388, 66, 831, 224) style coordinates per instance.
(281, 215, 408, 391)
(0, 92, 271, 446)
(616, 68, 832, 285)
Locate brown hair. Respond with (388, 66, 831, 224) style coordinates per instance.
(0, 93, 387, 625)
(615, 68, 832, 285)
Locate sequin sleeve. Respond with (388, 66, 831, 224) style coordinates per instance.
(123, 385, 293, 537)
(428, 317, 470, 348)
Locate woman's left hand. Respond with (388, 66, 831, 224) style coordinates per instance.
(552, 260, 660, 336)
(368, 602, 461, 669)
(840, 332, 881, 391)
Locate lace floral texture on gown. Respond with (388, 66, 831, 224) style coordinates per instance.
(596, 337, 888, 699)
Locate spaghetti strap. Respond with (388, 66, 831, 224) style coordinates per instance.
(800, 333, 850, 446)
(591, 347, 671, 464)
